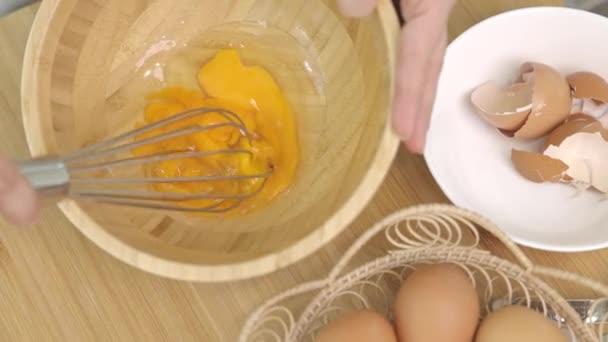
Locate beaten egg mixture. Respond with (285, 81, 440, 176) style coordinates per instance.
(133, 49, 299, 214)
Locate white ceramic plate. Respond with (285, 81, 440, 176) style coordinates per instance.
(424, 6, 608, 252)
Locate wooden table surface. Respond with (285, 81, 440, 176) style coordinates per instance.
(1, 1, 606, 341)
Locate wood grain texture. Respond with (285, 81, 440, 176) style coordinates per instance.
(2, 0, 608, 341)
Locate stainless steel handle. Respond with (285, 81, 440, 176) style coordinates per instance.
(0, 0, 36, 16)
(17, 157, 70, 197)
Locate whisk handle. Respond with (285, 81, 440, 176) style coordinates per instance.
(17, 157, 70, 197)
(0, 0, 36, 16)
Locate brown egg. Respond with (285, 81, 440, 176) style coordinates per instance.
(471, 62, 571, 140)
(394, 263, 480, 342)
(316, 310, 398, 342)
(511, 149, 568, 183)
(475, 305, 568, 342)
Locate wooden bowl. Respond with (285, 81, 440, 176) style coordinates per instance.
(21, 0, 400, 282)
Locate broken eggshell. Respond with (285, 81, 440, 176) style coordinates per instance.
(512, 114, 608, 194)
(471, 62, 572, 139)
(511, 150, 568, 183)
(567, 71, 608, 127)
(568, 71, 608, 103)
(470, 81, 532, 131)
(544, 113, 608, 149)
(545, 132, 608, 193)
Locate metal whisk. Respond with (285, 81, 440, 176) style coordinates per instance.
(17, 107, 273, 213)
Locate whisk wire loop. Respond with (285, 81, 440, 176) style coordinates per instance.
(19, 107, 273, 213)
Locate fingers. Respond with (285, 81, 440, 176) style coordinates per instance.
(337, 0, 379, 17)
(336, 0, 453, 153)
(392, 0, 454, 153)
(391, 22, 428, 143)
(0, 157, 39, 226)
(406, 31, 448, 153)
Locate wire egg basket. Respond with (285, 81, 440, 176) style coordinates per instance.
(238, 204, 608, 342)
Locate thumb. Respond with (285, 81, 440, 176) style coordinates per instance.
(0, 157, 39, 226)
(337, 0, 379, 17)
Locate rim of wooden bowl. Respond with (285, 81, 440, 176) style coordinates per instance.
(20, 0, 401, 282)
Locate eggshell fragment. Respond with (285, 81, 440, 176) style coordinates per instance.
(316, 310, 398, 342)
(567, 71, 608, 124)
(512, 62, 572, 139)
(394, 263, 480, 342)
(567, 71, 608, 104)
(470, 81, 532, 131)
(512, 114, 608, 193)
(475, 305, 568, 342)
(471, 62, 571, 139)
(511, 150, 568, 183)
(544, 131, 608, 193)
(545, 113, 608, 149)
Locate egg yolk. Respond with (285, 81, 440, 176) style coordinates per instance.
(132, 49, 299, 215)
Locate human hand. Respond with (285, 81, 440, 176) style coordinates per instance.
(0, 156, 39, 225)
(337, 0, 456, 154)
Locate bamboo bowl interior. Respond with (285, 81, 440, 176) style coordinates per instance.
(22, 0, 399, 281)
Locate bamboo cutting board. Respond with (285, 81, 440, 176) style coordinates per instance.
(1, 1, 607, 341)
